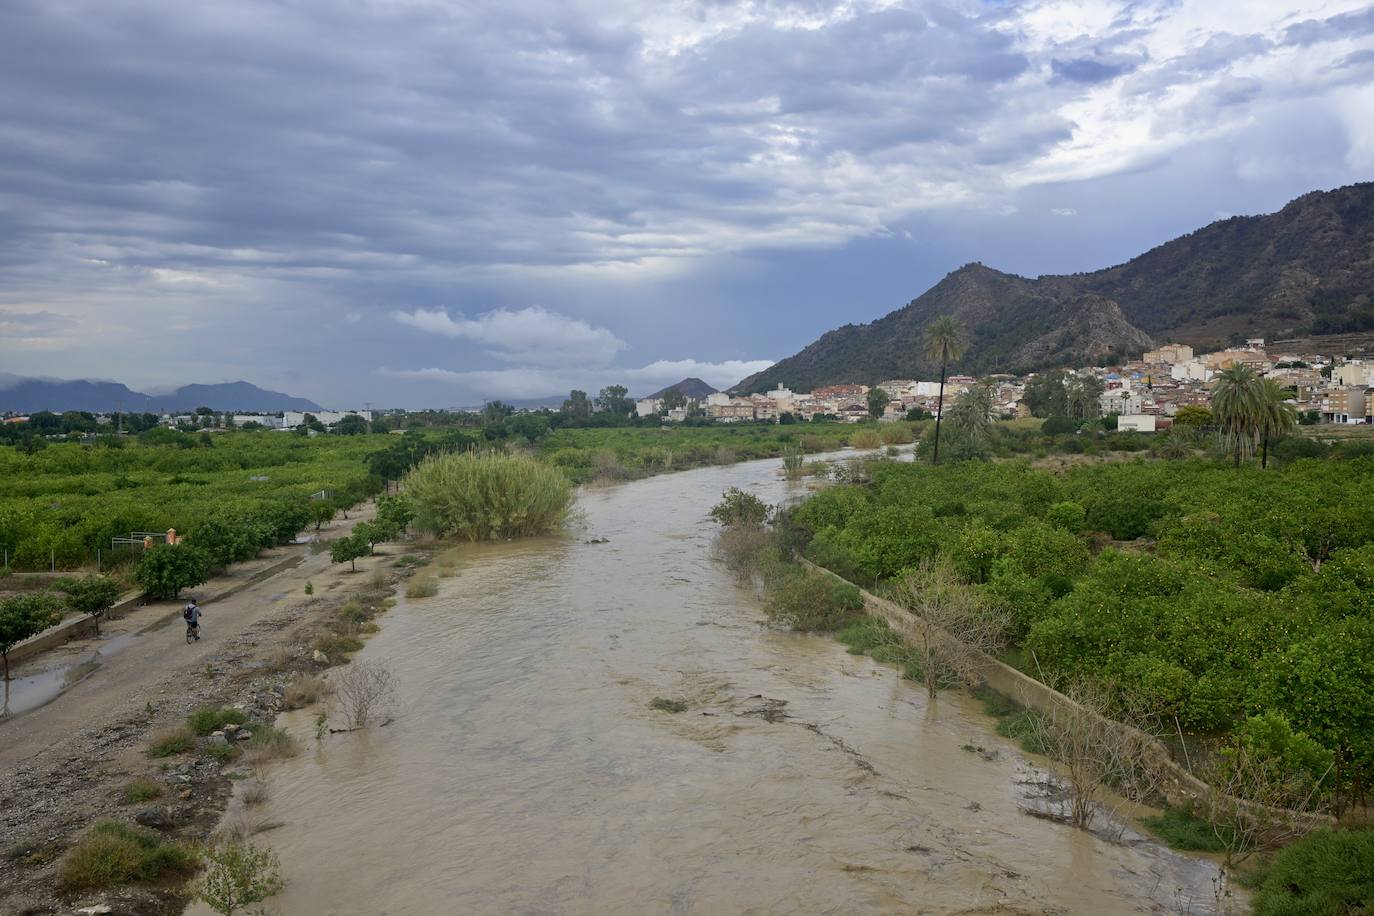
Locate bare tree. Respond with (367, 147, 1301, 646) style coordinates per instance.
(890, 558, 1009, 698)
(333, 661, 398, 729)
(1016, 681, 1164, 833)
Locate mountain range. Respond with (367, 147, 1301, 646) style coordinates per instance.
(735, 182, 1374, 394)
(0, 376, 323, 414)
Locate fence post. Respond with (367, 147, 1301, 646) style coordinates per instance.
(97, 548, 101, 571)
(51, 550, 55, 573)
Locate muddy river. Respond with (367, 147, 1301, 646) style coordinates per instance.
(214, 453, 1225, 914)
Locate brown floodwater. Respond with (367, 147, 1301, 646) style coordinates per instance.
(205, 452, 1227, 915)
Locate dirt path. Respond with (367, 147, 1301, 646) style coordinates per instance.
(0, 502, 409, 915)
(0, 505, 378, 767)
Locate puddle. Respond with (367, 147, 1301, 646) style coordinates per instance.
(1, 632, 138, 719)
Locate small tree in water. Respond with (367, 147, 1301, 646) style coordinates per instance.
(195, 836, 284, 915)
(709, 488, 772, 528)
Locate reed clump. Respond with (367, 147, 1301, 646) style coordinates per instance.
(849, 429, 882, 449)
(404, 451, 572, 541)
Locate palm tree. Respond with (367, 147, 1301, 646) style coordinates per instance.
(923, 315, 968, 464)
(1256, 378, 1298, 469)
(1211, 364, 1264, 467)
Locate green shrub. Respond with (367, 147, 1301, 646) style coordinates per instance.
(850, 429, 882, 449)
(187, 706, 248, 736)
(404, 451, 572, 540)
(194, 837, 284, 915)
(1139, 806, 1226, 853)
(765, 568, 864, 632)
(1252, 828, 1374, 916)
(134, 544, 212, 600)
(147, 726, 196, 758)
(1044, 501, 1086, 532)
(314, 631, 365, 657)
(57, 820, 197, 890)
(879, 425, 913, 445)
(835, 615, 922, 679)
(709, 487, 772, 528)
(123, 778, 163, 804)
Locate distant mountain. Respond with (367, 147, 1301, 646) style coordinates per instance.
(0, 376, 153, 414)
(645, 377, 719, 400)
(735, 182, 1374, 393)
(150, 382, 321, 414)
(0, 377, 322, 414)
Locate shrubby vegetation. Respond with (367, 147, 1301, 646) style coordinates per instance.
(0, 431, 394, 571)
(535, 423, 856, 482)
(405, 451, 572, 540)
(1250, 828, 1374, 916)
(57, 820, 197, 891)
(794, 457, 1374, 799)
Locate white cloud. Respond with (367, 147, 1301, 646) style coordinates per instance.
(391, 306, 628, 366)
(1050, 207, 1078, 216)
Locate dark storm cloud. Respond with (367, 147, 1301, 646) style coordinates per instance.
(1, 0, 1372, 405)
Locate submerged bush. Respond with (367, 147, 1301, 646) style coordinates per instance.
(404, 451, 572, 541)
(765, 568, 864, 632)
(709, 488, 772, 528)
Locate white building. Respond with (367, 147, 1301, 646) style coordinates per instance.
(1170, 360, 1213, 383)
(765, 385, 796, 412)
(1100, 390, 1143, 416)
(283, 410, 372, 428)
(1334, 362, 1374, 387)
(1117, 414, 1157, 433)
(232, 414, 285, 429)
(635, 398, 661, 418)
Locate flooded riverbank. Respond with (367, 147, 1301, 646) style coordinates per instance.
(223, 453, 1225, 914)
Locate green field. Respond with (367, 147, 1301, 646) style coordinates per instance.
(793, 455, 1374, 795)
(0, 421, 885, 571)
(0, 431, 389, 571)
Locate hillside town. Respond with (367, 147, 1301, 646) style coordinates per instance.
(6, 342, 1374, 436)
(634, 340, 1373, 429)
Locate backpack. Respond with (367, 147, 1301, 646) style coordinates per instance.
(183, 605, 195, 622)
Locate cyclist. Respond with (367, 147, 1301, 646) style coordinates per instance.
(183, 598, 203, 641)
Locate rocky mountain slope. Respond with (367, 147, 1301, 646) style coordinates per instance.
(735, 182, 1374, 393)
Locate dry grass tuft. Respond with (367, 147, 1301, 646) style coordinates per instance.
(282, 675, 329, 710)
(405, 576, 439, 599)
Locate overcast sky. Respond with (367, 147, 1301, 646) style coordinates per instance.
(2, 0, 1373, 407)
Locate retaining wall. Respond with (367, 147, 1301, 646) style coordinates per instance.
(800, 558, 1334, 829)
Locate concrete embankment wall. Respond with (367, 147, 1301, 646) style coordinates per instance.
(800, 558, 1334, 829)
(7, 553, 304, 668)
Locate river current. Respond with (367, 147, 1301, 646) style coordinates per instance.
(209, 452, 1225, 914)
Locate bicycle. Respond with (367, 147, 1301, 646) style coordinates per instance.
(186, 622, 201, 644)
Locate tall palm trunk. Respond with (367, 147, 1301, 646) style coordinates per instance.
(932, 354, 948, 465)
(1262, 435, 1270, 470)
